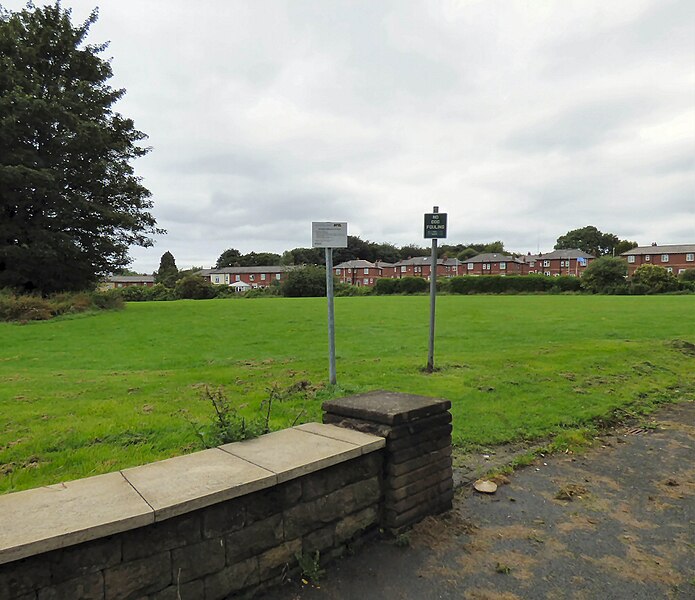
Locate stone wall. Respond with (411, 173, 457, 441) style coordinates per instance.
(0, 392, 453, 599)
(1, 453, 382, 600)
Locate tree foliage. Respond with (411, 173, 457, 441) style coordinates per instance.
(280, 266, 327, 297)
(215, 248, 281, 268)
(155, 251, 178, 287)
(630, 264, 679, 294)
(174, 274, 217, 299)
(580, 256, 628, 293)
(0, 4, 160, 294)
(555, 226, 635, 257)
(215, 248, 241, 268)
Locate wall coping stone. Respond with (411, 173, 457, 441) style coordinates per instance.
(322, 390, 451, 426)
(0, 423, 384, 566)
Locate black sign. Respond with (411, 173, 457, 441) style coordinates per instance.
(424, 213, 447, 239)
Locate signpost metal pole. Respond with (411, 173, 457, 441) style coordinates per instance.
(325, 247, 337, 385)
(312, 221, 347, 386)
(427, 206, 439, 372)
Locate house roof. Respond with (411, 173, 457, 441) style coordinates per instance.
(206, 265, 290, 274)
(230, 280, 251, 288)
(334, 260, 377, 269)
(621, 244, 695, 256)
(107, 275, 155, 283)
(394, 257, 461, 267)
(465, 253, 523, 264)
(526, 249, 595, 261)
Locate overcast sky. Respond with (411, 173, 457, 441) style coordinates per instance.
(7, 0, 695, 271)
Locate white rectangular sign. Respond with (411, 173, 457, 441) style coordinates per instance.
(312, 222, 348, 248)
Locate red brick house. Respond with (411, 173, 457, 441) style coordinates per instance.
(202, 266, 289, 288)
(392, 257, 461, 279)
(621, 244, 695, 277)
(463, 253, 525, 275)
(334, 260, 381, 287)
(523, 249, 595, 276)
(103, 275, 155, 289)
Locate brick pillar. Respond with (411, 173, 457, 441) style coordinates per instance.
(322, 391, 453, 534)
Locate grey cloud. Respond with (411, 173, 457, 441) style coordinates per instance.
(506, 98, 658, 153)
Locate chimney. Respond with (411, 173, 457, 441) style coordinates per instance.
(651, 242, 657, 246)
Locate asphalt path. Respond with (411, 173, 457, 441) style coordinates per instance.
(268, 401, 695, 600)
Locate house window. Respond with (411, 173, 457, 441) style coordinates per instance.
(687, 253, 694, 262)
(667, 267, 673, 273)
(275, 273, 281, 280)
(261, 274, 266, 281)
(363, 278, 369, 285)
(214, 276, 220, 283)
(500, 262, 506, 270)
(544, 271, 551, 276)
(678, 269, 685, 274)
(483, 263, 491, 270)
(467, 263, 473, 270)
(235, 275, 240, 281)
(627, 255, 635, 263)
(543, 260, 550, 267)
(645, 255, 651, 261)
(661, 254, 669, 262)
(336, 269, 341, 274)
(250, 275, 255, 281)
(401, 266, 406, 272)
(363, 268, 369, 274)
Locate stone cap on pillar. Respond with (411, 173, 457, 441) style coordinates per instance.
(322, 391, 451, 426)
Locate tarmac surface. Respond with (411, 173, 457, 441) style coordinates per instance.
(267, 401, 695, 600)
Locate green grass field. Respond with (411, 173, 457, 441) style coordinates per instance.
(1, 295, 693, 494)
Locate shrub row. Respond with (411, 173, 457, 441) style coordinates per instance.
(0, 290, 123, 322)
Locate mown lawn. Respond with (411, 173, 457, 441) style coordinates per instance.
(1, 295, 693, 493)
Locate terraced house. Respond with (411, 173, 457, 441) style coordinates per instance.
(463, 253, 526, 275)
(524, 249, 595, 277)
(620, 244, 695, 277)
(200, 266, 289, 289)
(334, 260, 382, 287)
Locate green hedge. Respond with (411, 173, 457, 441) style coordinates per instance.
(449, 275, 581, 294)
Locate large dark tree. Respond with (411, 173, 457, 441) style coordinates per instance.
(555, 226, 634, 257)
(0, 4, 160, 294)
(155, 251, 178, 287)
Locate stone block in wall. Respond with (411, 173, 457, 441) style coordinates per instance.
(201, 497, 245, 540)
(385, 446, 451, 478)
(387, 453, 452, 490)
(284, 476, 380, 540)
(301, 453, 382, 502)
(47, 536, 121, 584)
(37, 572, 103, 600)
(225, 513, 283, 564)
(385, 465, 453, 504)
(103, 551, 171, 600)
(148, 579, 204, 600)
(386, 478, 453, 515)
(388, 435, 450, 466)
(171, 538, 225, 584)
(384, 487, 454, 531)
(122, 513, 202, 562)
(335, 504, 379, 544)
(258, 538, 302, 582)
(245, 480, 301, 524)
(386, 411, 452, 440)
(302, 524, 335, 555)
(203, 557, 258, 600)
(0, 557, 50, 598)
(386, 423, 452, 453)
